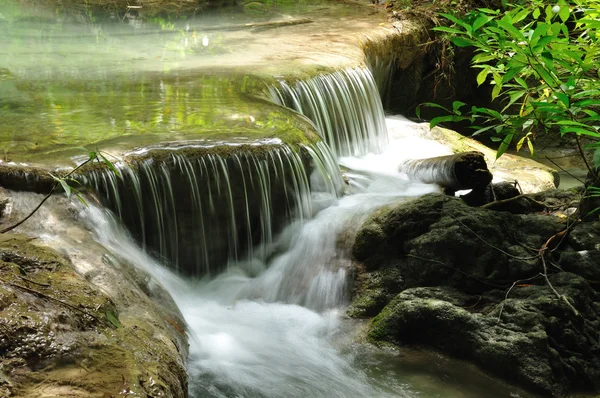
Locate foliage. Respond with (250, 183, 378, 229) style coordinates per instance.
(0, 149, 121, 234)
(55, 149, 121, 206)
(417, 0, 600, 166)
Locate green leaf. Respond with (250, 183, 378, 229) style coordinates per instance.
(477, 67, 490, 86)
(530, 23, 549, 47)
(473, 15, 493, 32)
(514, 77, 528, 89)
(452, 101, 467, 114)
(430, 115, 469, 128)
(593, 148, 600, 169)
(573, 89, 600, 99)
(527, 136, 535, 155)
(503, 91, 526, 111)
(531, 63, 557, 87)
(541, 51, 554, 71)
(512, 8, 530, 24)
(491, 83, 502, 100)
(516, 135, 526, 151)
(497, 18, 526, 41)
(556, 92, 569, 108)
(472, 124, 500, 136)
(451, 36, 477, 47)
(50, 173, 72, 197)
(105, 309, 121, 329)
(432, 26, 465, 34)
(99, 152, 122, 179)
(477, 107, 503, 120)
(419, 102, 450, 112)
(472, 53, 497, 63)
(502, 65, 525, 83)
(478, 8, 500, 14)
(497, 132, 514, 159)
(560, 126, 600, 137)
(574, 99, 600, 107)
(533, 7, 541, 19)
(440, 13, 472, 33)
(73, 192, 89, 207)
(558, 5, 570, 22)
(554, 120, 593, 128)
(532, 35, 553, 53)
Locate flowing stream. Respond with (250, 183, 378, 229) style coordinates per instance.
(1, 2, 533, 397)
(77, 117, 525, 398)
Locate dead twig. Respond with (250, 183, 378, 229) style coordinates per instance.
(481, 194, 548, 210)
(544, 156, 586, 185)
(1, 156, 94, 234)
(453, 213, 581, 317)
(18, 275, 51, 288)
(496, 274, 541, 323)
(538, 229, 580, 317)
(449, 214, 539, 261)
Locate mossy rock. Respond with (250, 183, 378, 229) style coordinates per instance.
(367, 276, 600, 397)
(0, 234, 187, 398)
(352, 192, 600, 396)
(352, 193, 564, 291)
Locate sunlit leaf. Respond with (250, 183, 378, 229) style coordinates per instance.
(99, 152, 122, 179)
(527, 136, 535, 155)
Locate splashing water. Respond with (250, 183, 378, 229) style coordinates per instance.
(82, 141, 342, 277)
(2, 116, 532, 398)
(80, 116, 447, 398)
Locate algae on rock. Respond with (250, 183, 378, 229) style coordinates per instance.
(0, 222, 188, 397)
(351, 193, 600, 397)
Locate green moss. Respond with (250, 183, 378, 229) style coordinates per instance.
(0, 235, 187, 398)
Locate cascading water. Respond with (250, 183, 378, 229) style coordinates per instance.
(81, 118, 446, 397)
(82, 140, 342, 276)
(0, 3, 538, 397)
(268, 67, 388, 157)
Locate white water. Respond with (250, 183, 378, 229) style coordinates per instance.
(80, 116, 450, 398)
(0, 117, 530, 397)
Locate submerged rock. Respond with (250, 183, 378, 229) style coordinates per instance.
(351, 193, 600, 397)
(0, 217, 188, 397)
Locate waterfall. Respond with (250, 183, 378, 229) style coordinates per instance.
(78, 117, 446, 397)
(82, 140, 343, 276)
(268, 67, 389, 157)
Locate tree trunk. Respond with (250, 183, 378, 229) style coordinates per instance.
(399, 151, 493, 193)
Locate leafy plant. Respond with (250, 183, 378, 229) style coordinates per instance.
(0, 149, 121, 234)
(417, 0, 600, 176)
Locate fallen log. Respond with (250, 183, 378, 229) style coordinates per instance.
(399, 151, 493, 193)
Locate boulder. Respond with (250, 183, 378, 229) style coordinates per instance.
(352, 194, 562, 292)
(0, 196, 7, 220)
(351, 193, 600, 396)
(368, 275, 600, 396)
(0, 228, 188, 397)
